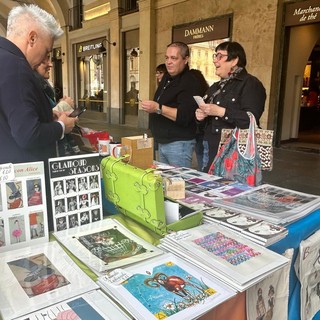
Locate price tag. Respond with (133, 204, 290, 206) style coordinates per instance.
(0, 163, 14, 182)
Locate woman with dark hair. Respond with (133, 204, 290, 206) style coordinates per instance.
(195, 41, 266, 172)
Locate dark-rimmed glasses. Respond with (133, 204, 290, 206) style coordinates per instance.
(212, 53, 228, 61)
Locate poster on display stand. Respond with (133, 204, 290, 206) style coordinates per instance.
(48, 154, 103, 232)
(0, 162, 48, 253)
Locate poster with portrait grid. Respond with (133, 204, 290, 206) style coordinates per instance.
(48, 154, 103, 232)
(0, 162, 48, 253)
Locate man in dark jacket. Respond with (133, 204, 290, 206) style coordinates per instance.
(0, 4, 77, 165)
(141, 42, 203, 168)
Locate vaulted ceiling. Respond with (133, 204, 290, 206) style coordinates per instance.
(0, 0, 69, 36)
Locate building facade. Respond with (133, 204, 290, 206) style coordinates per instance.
(0, 0, 319, 146)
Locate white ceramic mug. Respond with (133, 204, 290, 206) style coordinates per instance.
(110, 143, 122, 158)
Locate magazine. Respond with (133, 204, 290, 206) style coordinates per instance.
(0, 162, 48, 253)
(203, 207, 288, 246)
(159, 224, 289, 291)
(97, 252, 236, 320)
(53, 218, 164, 275)
(48, 154, 103, 232)
(15, 289, 132, 320)
(0, 241, 98, 320)
(212, 184, 320, 225)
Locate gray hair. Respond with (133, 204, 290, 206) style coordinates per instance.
(167, 41, 190, 59)
(7, 4, 63, 40)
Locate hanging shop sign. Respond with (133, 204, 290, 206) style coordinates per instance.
(172, 15, 231, 44)
(285, 0, 320, 26)
(76, 38, 105, 57)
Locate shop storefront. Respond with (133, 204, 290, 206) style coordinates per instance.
(76, 38, 107, 113)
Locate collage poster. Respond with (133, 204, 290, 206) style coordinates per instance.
(0, 162, 48, 253)
(49, 154, 103, 232)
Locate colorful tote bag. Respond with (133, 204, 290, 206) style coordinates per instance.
(209, 112, 263, 186)
(218, 119, 273, 171)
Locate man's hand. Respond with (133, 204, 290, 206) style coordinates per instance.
(58, 113, 78, 134)
(141, 100, 159, 113)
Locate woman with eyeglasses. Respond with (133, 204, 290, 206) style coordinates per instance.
(195, 41, 266, 172)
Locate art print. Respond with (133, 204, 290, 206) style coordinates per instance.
(122, 261, 216, 317)
(53, 219, 164, 274)
(98, 253, 236, 320)
(8, 253, 69, 297)
(14, 290, 131, 320)
(49, 154, 103, 231)
(0, 241, 98, 320)
(0, 162, 49, 252)
(78, 227, 147, 264)
(192, 231, 261, 266)
(246, 249, 292, 320)
(298, 229, 320, 320)
(26, 179, 43, 206)
(6, 181, 23, 209)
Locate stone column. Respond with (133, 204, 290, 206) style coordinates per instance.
(137, 0, 156, 129)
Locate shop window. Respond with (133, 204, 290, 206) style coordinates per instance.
(78, 53, 105, 112)
(189, 38, 229, 84)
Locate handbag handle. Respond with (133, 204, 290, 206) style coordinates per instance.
(237, 112, 256, 160)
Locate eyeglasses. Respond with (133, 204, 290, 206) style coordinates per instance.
(212, 53, 228, 61)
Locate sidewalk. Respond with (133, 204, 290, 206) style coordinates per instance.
(79, 116, 320, 196)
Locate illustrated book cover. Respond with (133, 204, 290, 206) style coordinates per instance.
(53, 218, 164, 275)
(15, 289, 132, 320)
(0, 241, 98, 320)
(97, 252, 236, 320)
(0, 162, 48, 253)
(159, 224, 289, 291)
(48, 154, 103, 232)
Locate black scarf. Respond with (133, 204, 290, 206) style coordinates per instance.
(204, 67, 243, 103)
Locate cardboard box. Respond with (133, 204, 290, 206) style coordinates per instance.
(163, 177, 185, 199)
(121, 135, 153, 169)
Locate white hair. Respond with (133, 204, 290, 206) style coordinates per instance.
(7, 4, 63, 40)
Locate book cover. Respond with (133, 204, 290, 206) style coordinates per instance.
(0, 162, 48, 253)
(48, 154, 103, 232)
(53, 218, 164, 274)
(98, 253, 236, 320)
(0, 241, 98, 320)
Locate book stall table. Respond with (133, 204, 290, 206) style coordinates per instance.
(101, 181, 320, 319)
